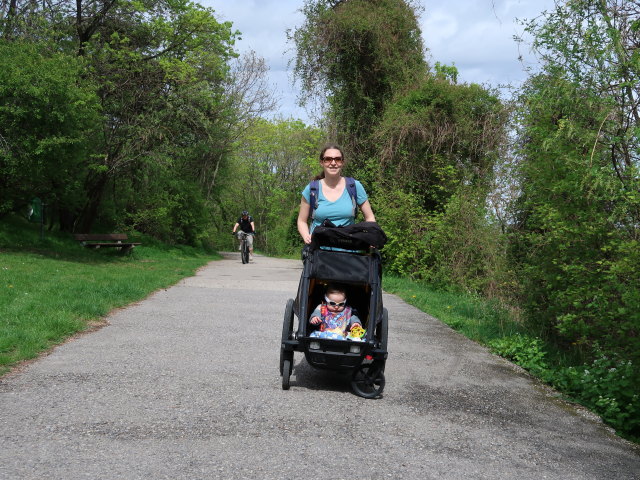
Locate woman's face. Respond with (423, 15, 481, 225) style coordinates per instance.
(320, 148, 344, 176)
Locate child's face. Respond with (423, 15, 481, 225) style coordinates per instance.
(325, 291, 346, 312)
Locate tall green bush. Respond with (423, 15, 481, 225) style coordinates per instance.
(372, 188, 431, 278)
(0, 41, 100, 218)
(512, 0, 640, 368)
(427, 188, 511, 296)
(370, 76, 509, 295)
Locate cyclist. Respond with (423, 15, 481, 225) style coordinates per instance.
(232, 210, 255, 260)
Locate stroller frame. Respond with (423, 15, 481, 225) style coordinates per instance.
(280, 245, 388, 398)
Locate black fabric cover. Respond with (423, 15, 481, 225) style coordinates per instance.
(310, 249, 374, 284)
(310, 221, 387, 251)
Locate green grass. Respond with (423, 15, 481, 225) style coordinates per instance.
(0, 215, 219, 375)
(382, 275, 590, 375)
(383, 275, 524, 343)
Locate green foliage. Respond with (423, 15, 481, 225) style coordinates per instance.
(0, 40, 100, 216)
(509, 1, 640, 439)
(489, 334, 549, 376)
(124, 178, 210, 246)
(75, 0, 239, 234)
(371, 76, 510, 297)
(0, 0, 256, 244)
(375, 76, 506, 209)
(212, 118, 323, 255)
(372, 188, 431, 277)
(426, 188, 512, 296)
(553, 353, 639, 438)
(512, 49, 640, 366)
(291, 0, 427, 161)
(433, 61, 458, 84)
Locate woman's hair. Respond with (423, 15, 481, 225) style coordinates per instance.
(313, 144, 345, 181)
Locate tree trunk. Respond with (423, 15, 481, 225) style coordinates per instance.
(76, 172, 108, 233)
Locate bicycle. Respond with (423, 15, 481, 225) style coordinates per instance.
(234, 231, 254, 264)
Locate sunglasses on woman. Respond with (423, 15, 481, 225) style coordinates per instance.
(324, 295, 346, 307)
(321, 156, 344, 164)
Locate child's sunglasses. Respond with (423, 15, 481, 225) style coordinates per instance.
(324, 295, 346, 307)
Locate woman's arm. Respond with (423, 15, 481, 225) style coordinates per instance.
(297, 197, 312, 244)
(359, 200, 376, 222)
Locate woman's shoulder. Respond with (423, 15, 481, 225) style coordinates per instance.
(349, 178, 368, 200)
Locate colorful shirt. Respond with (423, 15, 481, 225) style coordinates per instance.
(309, 303, 361, 339)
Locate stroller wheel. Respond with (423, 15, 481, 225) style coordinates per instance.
(280, 299, 295, 375)
(351, 363, 385, 399)
(282, 359, 292, 390)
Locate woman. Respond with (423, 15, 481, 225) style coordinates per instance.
(297, 144, 376, 244)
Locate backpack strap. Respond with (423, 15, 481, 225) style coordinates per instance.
(345, 177, 357, 219)
(308, 177, 358, 222)
(309, 179, 320, 221)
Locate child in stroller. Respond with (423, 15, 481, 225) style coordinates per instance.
(309, 284, 363, 341)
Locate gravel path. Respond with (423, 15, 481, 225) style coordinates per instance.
(1, 253, 638, 479)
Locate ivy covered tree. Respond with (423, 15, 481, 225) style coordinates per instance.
(372, 73, 509, 291)
(290, 0, 427, 165)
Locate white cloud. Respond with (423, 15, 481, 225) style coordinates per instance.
(422, 0, 555, 87)
(201, 0, 306, 120)
(199, 0, 558, 122)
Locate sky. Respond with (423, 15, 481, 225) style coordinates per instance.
(200, 0, 558, 124)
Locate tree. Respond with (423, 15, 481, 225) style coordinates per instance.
(512, 0, 640, 375)
(375, 77, 507, 211)
(290, 0, 427, 165)
(0, 40, 100, 225)
(1, 1, 277, 242)
(71, 0, 240, 233)
(372, 75, 509, 291)
(518, 0, 639, 186)
(212, 118, 322, 255)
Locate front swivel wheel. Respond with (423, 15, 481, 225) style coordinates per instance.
(351, 363, 385, 398)
(282, 359, 292, 390)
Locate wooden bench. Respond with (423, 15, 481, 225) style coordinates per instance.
(73, 233, 141, 252)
